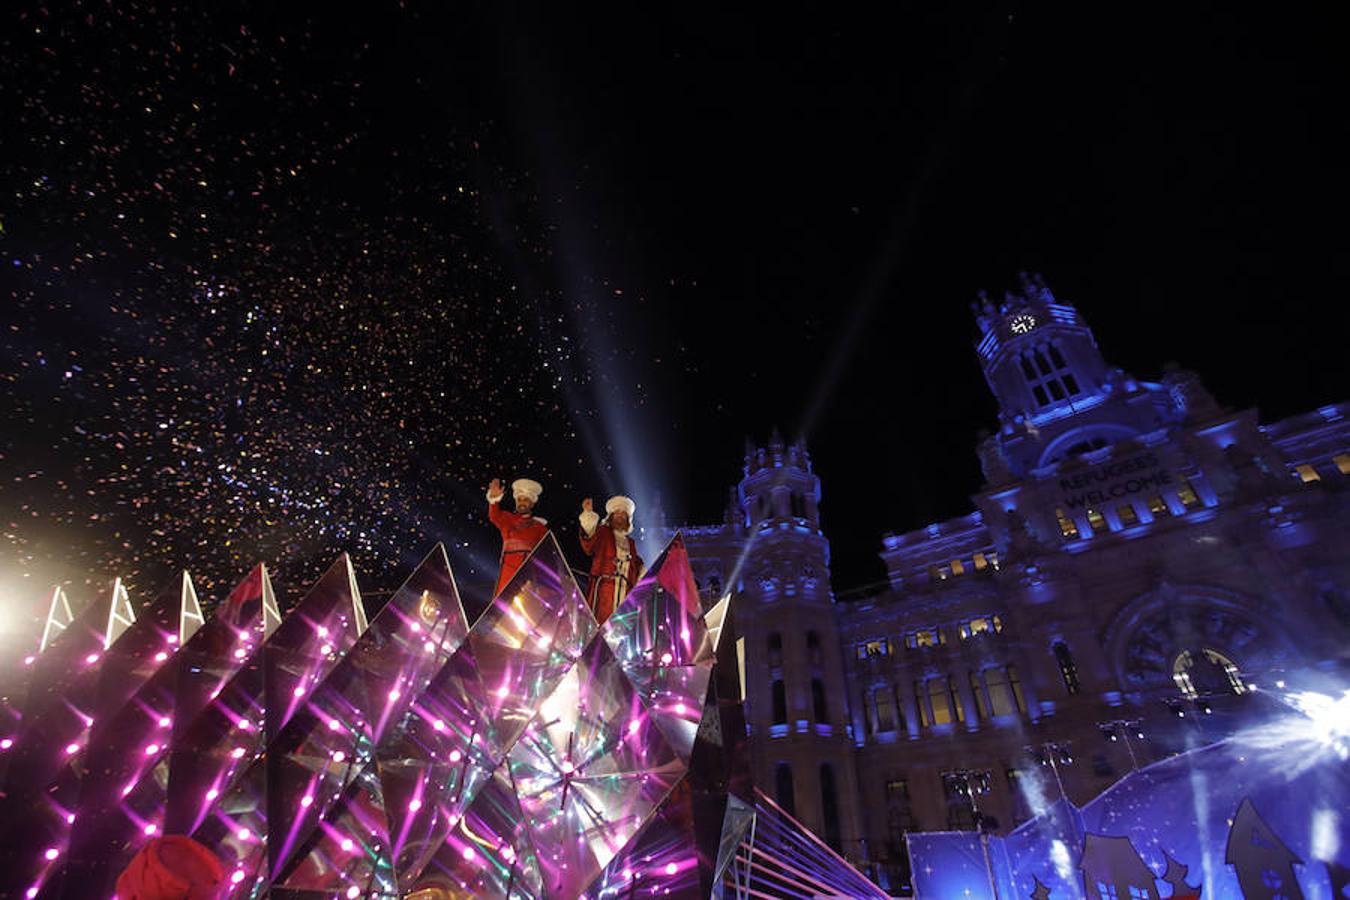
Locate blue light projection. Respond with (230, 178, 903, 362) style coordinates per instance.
(908, 696, 1350, 899)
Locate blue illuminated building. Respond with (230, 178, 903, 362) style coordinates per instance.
(666, 274, 1350, 892)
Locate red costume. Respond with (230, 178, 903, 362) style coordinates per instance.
(488, 496, 549, 598)
(579, 515, 643, 624)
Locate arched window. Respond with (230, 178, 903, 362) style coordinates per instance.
(771, 679, 787, 725)
(820, 764, 842, 849)
(775, 763, 796, 817)
(767, 632, 783, 668)
(806, 630, 822, 665)
(1053, 641, 1081, 694)
(811, 678, 828, 722)
(1173, 648, 1246, 698)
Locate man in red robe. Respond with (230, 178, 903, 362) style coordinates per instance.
(486, 477, 549, 598)
(579, 495, 643, 624)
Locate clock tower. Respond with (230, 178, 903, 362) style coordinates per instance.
(971, 273, 1127, 479)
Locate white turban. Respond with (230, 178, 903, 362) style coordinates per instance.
(512, 478, 543, 502)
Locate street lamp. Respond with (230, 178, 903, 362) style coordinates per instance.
(1096, 719, 1143, 770)
(942, 769, 999, 900)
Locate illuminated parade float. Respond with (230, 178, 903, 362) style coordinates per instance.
(0, 534, 885, 899)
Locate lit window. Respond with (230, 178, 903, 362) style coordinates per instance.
(1053, 642, 1080, 695)
(973, 552, 988, 571)
(949, 676, 965, 724)
(950, 559, 965, 576)
(1177, 479, 1203, 508)
(1097, 883, 1119, 900)
(1295, 464, 1321, 483)
(857, 638, 891, 659)
(1203, 648, 1247, 694)
(1173, 651, 1198, 698)
(1128, 887, 1149, 900)
(885, 778, 909, 806)
(967, 618, 992, 638)
(992, 614, 1003, 632)
(928, 678, 954, 726)
(874, 687, 896, 732)
(912, 628, 942, 648)
(1086, 508, 1107, 535)
(905, 633, 918, 650)
(915, 682, 931, 728)
(985, 667, 1012, 716)
(1334, 454, 1350, 475)
(987, 552, 1000, 570)
(1117, 503, 1139, 526)
(1056, 509, 1080, 539)
(1147, 495, 1170, 517)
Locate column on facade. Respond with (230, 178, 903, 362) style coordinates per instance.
(974, 668, 996, 723)
(896, 669, 921, 739)
(954, 670, 980, 731)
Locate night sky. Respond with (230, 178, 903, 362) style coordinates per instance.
(2, 2, 1346, 623)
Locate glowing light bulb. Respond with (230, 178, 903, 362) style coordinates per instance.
(560, 760, 574, 775)
(293, 686, 306, 698)
(317, 625, 329, 638)
(449, 749, 462, 763)
(320, 644, 333, 656)
(332, 751, 346, 763)
(24, 654, 35, 665)
(346, 886, 360, 899)
(65, 813, 75, 824)
(665, 862, 677, 875)
(424, 640, 436, 653)
(44, 848, 59, 861)
(231, 869, 246, 884)
(231, 747, 245, 759)
(154, 651, 169, 662)
(432, 719, 445, 732)
(462, 846, 476, 861)
(628, 720, 641, 735)
(144, 824, 158, 836)
(0, 738, 12, 750)
(206, 788, 219, 801)
(660, 652, 673, 665)
(85, 653, 99, 665)
(300, 795, 313, 808)
(388, 688, 400, 701)
(234, 648, 247, 659)
(341, 838, 354, 852)
(328, 719, 341, 731)
(674, 703, 686, 715)
(144, 744, 159, 755)
(158, 716, 171, 728)
(26, 888, 37, 899)
(495, 685, 509, 698)
(65, 743, 79, 755)
(238, 828, 251, 841)
(408, 799, 422, 812)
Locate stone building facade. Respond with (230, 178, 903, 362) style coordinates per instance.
(666, 275, 1350, 890)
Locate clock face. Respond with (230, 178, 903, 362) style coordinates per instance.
(1008, 314, 1037, 335)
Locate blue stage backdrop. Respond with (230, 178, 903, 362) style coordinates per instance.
(909, 729, 1350, 899)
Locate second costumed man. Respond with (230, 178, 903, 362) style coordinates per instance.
(579, 495, 643, 625)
